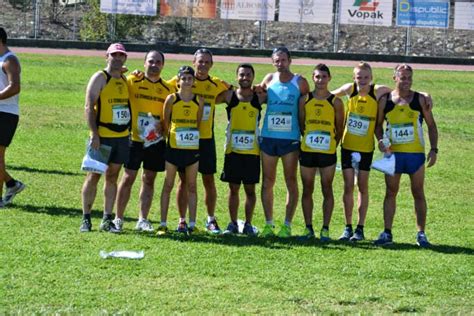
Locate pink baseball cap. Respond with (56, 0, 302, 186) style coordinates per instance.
(106, 43, 127, 56)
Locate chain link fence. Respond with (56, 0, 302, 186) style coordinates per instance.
(1, 0, 472, 57)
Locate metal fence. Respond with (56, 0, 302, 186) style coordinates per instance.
(1, 0, 472, 58)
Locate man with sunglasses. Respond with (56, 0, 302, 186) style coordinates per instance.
(259, 47, 310, 237)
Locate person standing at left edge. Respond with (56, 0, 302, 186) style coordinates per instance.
(80, 43, 131, 232)
(0, 27, 25, 208)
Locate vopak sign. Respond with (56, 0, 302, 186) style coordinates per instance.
(340, 0, 393, 26)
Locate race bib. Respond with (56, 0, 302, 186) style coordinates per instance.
(347, 112, 369, 136)
(112, 105, 130, 125)
(176, 128, 199, 148)
(202, 104, 211, 121)
(391, 123, 415, 144)
(268, 112, 292, 132)
(137, 112, 156, 130)
(305, 131, 331, 151)
(231, 130, 255, 151)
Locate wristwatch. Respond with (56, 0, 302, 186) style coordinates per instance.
(430, 148, 438, 154)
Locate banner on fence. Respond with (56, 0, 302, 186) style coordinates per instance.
(160, 0, 216, 18)
(454, 1, 474, 30)
(100, 0, 157, 16)
(220, 0, 276, 21)
(339, 0, 393, 26)
(396, 0, 449, 28)
(278, 0, 333, 24)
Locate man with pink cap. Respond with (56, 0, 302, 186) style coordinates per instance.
(80, 43, 131, 233)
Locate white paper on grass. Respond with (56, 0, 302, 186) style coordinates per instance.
(371, 154, 395, 176)
(99, 250, 145, 259)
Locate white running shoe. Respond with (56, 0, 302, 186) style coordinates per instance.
(112, 218, 124, 232)
(4, 180, 26, 205)
(136, 219, 154, 232)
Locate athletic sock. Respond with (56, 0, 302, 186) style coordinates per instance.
(83, 214, 91, 220)
(284, 220, 291, 227)
(189, 221, 196, 228)
(160, 221, 167, 227)
(322, 225, 329, 230)
(305, 224, 314, 232)
(103, 213, 113, 220)
(6, 179, 16, 188)
(266, 220, 274, 226)
(356, 225, 364, 231)
(207, 216, 215, 223)
(346, 224, 353, 231)
(384, 228, 392, 235)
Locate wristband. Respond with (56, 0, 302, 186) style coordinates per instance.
(430, 148, 438, 154)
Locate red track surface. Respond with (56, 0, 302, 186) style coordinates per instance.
(11, 47, 474, 71)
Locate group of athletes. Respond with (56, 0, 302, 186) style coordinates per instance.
(77, 42, 438, 248)
(0, 26, 438, 248)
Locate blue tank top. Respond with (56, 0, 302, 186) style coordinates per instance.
(261, 74, 301, 140)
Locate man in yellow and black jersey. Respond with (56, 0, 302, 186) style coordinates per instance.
(374, 64, 438, 248)
(215, 63, 266, 236)
(298, 64, 345, 241)
(114, 51, 175, 233)
(80, 43, 131, 233)
(168, 48, 231, 234)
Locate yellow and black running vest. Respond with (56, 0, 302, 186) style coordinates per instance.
(168, 93, 200, 150)
(384, 92, 425, 153)
(95, 70, 130, 138)
(224, 91, 262, 156)
(301, 93, 338, 154)
(127, 75, 175, 142)
(342, 83, 377, 152)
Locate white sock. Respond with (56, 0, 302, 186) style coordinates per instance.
(207, 216, 215, 223)
(189, 221, 196, 228)
(160, 221, 167, 227)
(266, 220, 274, 226)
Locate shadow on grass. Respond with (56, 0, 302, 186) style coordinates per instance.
(11, 203, 474, 254)
(7, 164, 81, 176)
(14, 203, 137, 222)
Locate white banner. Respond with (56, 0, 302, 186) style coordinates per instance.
(100, 0, 157, 16)
(279, 0, 333, 24)
(454, 1, 474, 30)
(220, 0, 276, 21)
(339, 0, 393, 26)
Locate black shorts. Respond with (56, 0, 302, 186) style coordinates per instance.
(198, 138, 216, 174)
(100, 136, 130, 165)
(299, 151, 337, 168)
(124, 140, 165, 172)
(341, 147, 374, 171)
(0, 112, 19, 147)
(165, 144, 200, 169)
(220, 153, 260, 185)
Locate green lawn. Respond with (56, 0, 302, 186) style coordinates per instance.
(0, 54, 472, 314)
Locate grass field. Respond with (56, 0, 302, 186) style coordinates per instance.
(0, 53, 473, 314)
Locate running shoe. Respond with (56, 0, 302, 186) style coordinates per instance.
(416, 231, 431, 248)
(156, 225, 168, 236)
(188, 225, 199, 235)
(176, 221, 188, 234)
(277, 224, 292, 238)
(338, 227, 353, 241)
(320, 228, 331, 242)
(136, 219, 154, 232)
(3, 180, 25, 205)
(300, 227, 315, 240)
(113, 218, 124, 233)
(242, 222, 257, 236)
(99, 218, 120, 233)
(223, 222, 239, 235)
(350, 228, 365, 242)
(374, 231, 393, 246)
(206, 219, 221, 235)
(260, 224, 275, 237)
(80, 218, 92, 232)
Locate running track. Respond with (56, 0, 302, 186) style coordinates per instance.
(12, 47, 474, 71)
